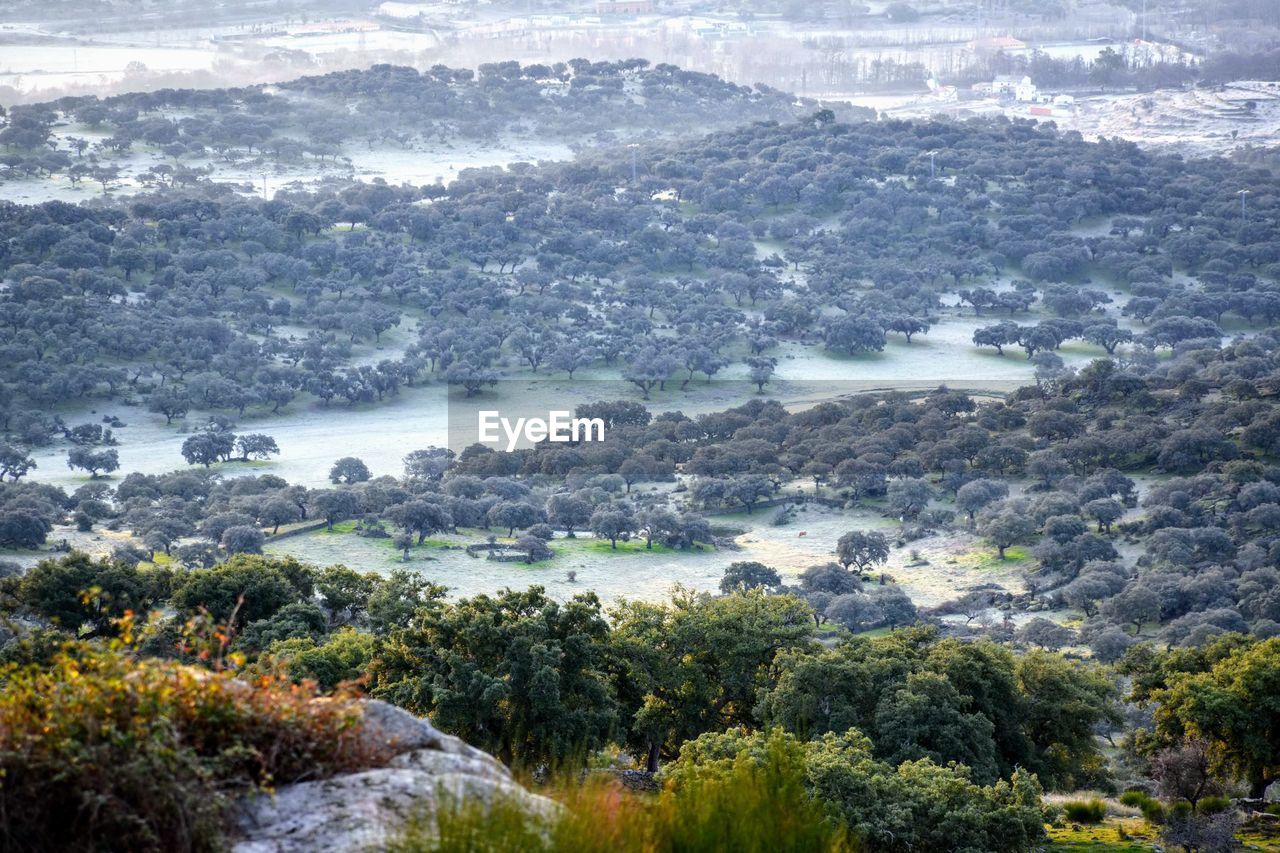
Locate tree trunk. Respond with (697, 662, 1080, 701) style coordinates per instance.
(1250, 774, 1274, 799)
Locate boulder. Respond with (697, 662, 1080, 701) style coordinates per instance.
(357, 699, 445, 753)
(232, 701, 556, 853)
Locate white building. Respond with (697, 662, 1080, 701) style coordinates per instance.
(1014, 76, 1038, 102)
(992, 74, 1020, 95)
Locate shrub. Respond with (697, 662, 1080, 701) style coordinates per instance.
(1118, 790, 1165, 823)
(248, 629, 376, 691)
(667, 728, 1045, 852)
(648, 730, 850, 852)
(0, 644, 384, 852)
(1062, 798, 1107, 824)
(397, 792, 551, 853)
(1161, 811, 1240, 853)
(393, 735, 853, 853)
(1118, 789, 1148, 807)
(1196, 795, 1232, 815)
(1140, 799, 1167, 823)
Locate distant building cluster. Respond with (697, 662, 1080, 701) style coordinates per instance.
(378, 0, 469, 17)
(663, 17, 754, 40)
(969, 74, 1075, 115)
(966, 35, 1028, 52)
(595, 0, 654, 14)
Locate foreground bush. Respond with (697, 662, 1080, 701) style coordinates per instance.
(669, 729, 1046, 852)
(398, 728, 1045, 853)
(394, 732, 852, 853)
(0, 644, 381, 852)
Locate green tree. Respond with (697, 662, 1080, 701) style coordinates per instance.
(365, 569, 446, 635)
(11, 553, 161, 638)
(148, 387, 190, 424)
(236, 602, 328, 653)
(0, 510, 51, 549)
(886, 478, 932, 520)
(667, 727, 1046, 852)
(547, 493, 591, 537)
(978, 509, 1036, 559)
(385, 499, 453, 544)
(308, 489, 361, 530)
(589, 505, 634, 549)
(488, 500, 543, 537)
(315, 565, 378, 627)
(0, 444, 36, 482)
(66, 448, 119, 478)
(835, 530, 890, 572)
(761, 630, 1113, 789)
(1014, 650, 1119, 790)
(181, 431, 234, 467)
(170, 554, 311, 627)
(369, 586, 618, 767)
(249, 629, 376, 691)
(328, 456, 372, 485)
(612, 588, 815, 771)
(258, 497, 300, 534)
(1131, 636, 1280, 798)
(234, 434, 280, 462)
(873, 671, 1000, 782)
(719, 561, 782, 593)
(220, 525, 265, 555)
(926, 638, 1037, 778)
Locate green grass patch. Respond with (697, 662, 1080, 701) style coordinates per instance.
(322, 521, 360, 534)
(315, 523, 474, 560)
(1046, 818, 1154, 851)
(412, 537, 461, 549)
(138, 551, 176, 570)
(1239, 829, 1280, 852)
(555, 537, 674, 555)
(954, 546, 1030, 571)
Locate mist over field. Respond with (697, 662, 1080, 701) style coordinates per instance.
(3, 1, 1280, 851)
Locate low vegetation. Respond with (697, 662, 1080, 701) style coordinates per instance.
(0, 632, 380, 852)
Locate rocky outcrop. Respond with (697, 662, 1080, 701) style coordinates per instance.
(232, 701, 556, 853)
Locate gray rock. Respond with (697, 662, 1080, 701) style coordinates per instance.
(421, 729, 505, 766)
(232, 702, 556, 853)
(358, 699, 445, 753)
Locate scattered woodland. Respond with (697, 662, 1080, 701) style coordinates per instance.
(2, 62, 1280, 852)
(0, 66, 1277, 446)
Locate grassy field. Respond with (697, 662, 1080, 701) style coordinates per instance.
(1046, 819, 1156, 851)
(1045, 817, 1280, 851)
